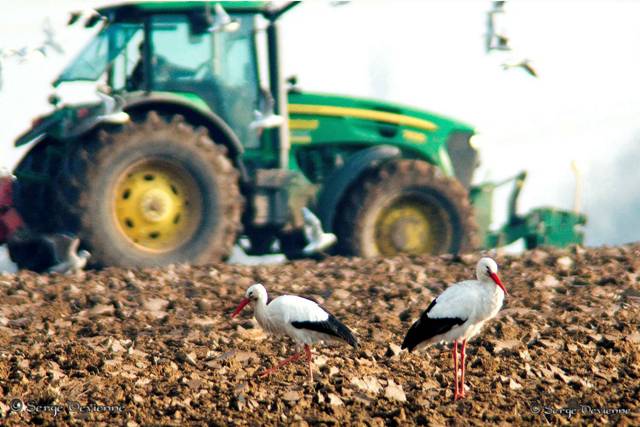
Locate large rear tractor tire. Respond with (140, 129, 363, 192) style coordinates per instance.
(55, 111, 243, 268)
(336, 159, 478, 257)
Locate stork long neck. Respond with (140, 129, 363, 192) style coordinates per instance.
(475, 276, 500, 298)
(253, 295, 269, 328)
(480, 278, 504, 309)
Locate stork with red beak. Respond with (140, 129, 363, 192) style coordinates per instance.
(231, 283, 358, 381)
(401, 257, 507, 401)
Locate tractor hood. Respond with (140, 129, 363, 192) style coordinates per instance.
(287, 91, 478, 185)
(287, 91, 475, 136)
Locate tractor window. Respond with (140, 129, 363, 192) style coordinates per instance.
(55, 23, 142, 85)
(211, 15, 260, 148)
(148, 14, 260, 148)
(150, 16, 213, 87)
(111, 29, 144, 92)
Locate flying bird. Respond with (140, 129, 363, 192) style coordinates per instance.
(67, 11, 82, 26)
(46, 235, 90, 274)
(502, 58, 538, 78)
(486, 0, 511, 52)
(249, 94, 284, 130)
(211, 3, 240, 32)
(42, 18, 64, 55)
(301, 207, 337, 255)
(231, 283, 358, 382)
(401, 257, 507, 401)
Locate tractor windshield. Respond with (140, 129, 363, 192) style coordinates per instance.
(55, 22, 142, 85)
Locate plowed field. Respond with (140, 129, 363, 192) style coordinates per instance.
(0, 245, 639, 425)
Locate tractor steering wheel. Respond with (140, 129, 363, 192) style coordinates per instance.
(193, 61, 213, 80)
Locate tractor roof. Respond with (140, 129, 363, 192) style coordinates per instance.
(97, 1, 274, 17)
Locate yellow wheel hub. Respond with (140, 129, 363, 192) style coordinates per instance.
(374, 197, 450, 256)
(139, 189, 174, 223)
(113, 161, 201, 251)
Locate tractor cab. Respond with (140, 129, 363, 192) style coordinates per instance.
(55, 3, 268, 149)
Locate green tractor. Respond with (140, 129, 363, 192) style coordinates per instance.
(4, 1, 585, 269)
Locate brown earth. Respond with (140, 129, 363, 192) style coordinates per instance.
(0, 245, 639, 426)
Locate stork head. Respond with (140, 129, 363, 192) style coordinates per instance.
(476, 257, 507, 295)
(231, 283, 267, 318)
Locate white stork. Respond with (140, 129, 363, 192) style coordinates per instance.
(401, 257, 507, 400)
(231, 283, 358, 381)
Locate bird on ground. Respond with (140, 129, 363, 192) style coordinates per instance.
(8, 231, 89, 273)
(231, 283, 358, 382)
(46, 235, 90, 274)
(401, 257, 507, 401)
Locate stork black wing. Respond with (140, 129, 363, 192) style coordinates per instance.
(401, 297, 466, 352)
(291, 314, 358, 348)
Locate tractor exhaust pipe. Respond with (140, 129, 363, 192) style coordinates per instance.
(571, 160, 583, 214)
(267, 20, 290, 169)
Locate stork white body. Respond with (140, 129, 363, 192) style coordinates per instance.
(402, 257, 507, 400)
(416, 277, 505, 348)
(232, 284, 357, 381)
(253, 295, 330, 344)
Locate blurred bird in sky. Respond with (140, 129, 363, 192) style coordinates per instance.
(42, 18, 64, 55)
(0, 18, 65, 91)
(486, 1, 511, 53)
(501, 58, 538, 78)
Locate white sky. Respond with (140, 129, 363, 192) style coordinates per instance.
(1, 0, 639, 246)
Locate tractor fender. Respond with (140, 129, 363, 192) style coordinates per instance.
(316, 145, 401, 232)
(123, 96, 249, 182)
(124, 96, 244, 156)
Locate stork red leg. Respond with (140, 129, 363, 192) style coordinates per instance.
(304, 344, 313, 382)
(453, 341, 461, 400)
(259, 350, 304, 378)
(460, 339, 467, 398)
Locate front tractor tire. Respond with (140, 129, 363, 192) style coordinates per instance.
(337, 159, 478, 257)
(57, 112, 243, 268)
